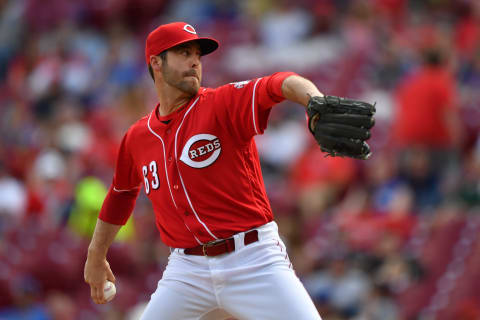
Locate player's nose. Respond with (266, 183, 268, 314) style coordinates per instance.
(190, 53, 201, 68)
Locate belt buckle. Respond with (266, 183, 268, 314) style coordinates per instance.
(202, 239, 226, 256)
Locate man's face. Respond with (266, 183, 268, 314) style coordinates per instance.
(161, 42, 202, 96)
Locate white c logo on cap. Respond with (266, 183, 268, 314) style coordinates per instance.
(183, 24, 197, 35)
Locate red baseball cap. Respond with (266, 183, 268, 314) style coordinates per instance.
(145, 22, 219, 64)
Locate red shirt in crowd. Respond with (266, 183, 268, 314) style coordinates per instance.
(393, 66, 457, 148)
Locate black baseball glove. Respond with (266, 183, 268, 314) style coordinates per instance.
(306, 95, 376, 160)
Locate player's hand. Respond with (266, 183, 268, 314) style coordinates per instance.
(84, 253, 116, 304)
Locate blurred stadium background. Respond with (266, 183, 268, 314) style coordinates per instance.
(0, 0, 479, 319)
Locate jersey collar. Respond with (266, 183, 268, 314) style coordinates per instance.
(153, 88, 205, 123)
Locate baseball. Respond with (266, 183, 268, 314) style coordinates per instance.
(103, 281, 116, 302)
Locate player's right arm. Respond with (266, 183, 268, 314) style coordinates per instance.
(84, 129, 142, 304)
(84, 219, 121, 304)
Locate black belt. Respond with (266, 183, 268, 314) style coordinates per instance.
(184, 230, 259, 257)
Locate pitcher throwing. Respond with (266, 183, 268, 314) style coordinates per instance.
(84, 22, 375, 320)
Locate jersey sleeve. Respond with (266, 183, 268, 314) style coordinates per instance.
(98, 130, 142, 225)
(111, 131, 142, 192)
(213, 71, 297, 143)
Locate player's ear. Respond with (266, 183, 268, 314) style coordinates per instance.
(150, 55, 162, 72)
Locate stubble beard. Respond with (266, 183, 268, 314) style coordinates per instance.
(162, 64, 200, 97)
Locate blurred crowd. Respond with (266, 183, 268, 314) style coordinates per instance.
(0, 0, 479, 319)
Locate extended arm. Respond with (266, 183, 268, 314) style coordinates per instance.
(84, 219, 121, 304)
(281, 75, 323, 107)
(84, 130, 140, 303)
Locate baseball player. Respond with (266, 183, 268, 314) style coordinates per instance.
(84, 22, 375, 320)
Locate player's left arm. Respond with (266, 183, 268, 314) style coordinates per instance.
(280, 75, 323, 108)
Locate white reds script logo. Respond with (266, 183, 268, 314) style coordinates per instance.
(180, 134, 221, 168)
(183, 24, 197, 34)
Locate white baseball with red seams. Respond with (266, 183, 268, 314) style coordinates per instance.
(103, 281, 116, 302)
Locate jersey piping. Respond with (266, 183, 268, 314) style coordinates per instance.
(174, 96, 219, 241)
(113, 186, 139, 192)
(251, 78, 261, 135)
(147, 111, 178, 209)
(148, 109, 205, 244)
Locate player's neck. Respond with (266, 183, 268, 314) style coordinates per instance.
(156, 85, 193, 117)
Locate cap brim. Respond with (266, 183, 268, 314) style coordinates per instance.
(197, 38, 219, 56)
(176, 38, 218, 56)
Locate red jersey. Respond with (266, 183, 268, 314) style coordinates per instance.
(393, 66, 457, 148)
(99, 72, 296, 248)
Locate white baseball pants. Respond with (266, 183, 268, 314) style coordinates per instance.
(140, 222, 322, 320)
